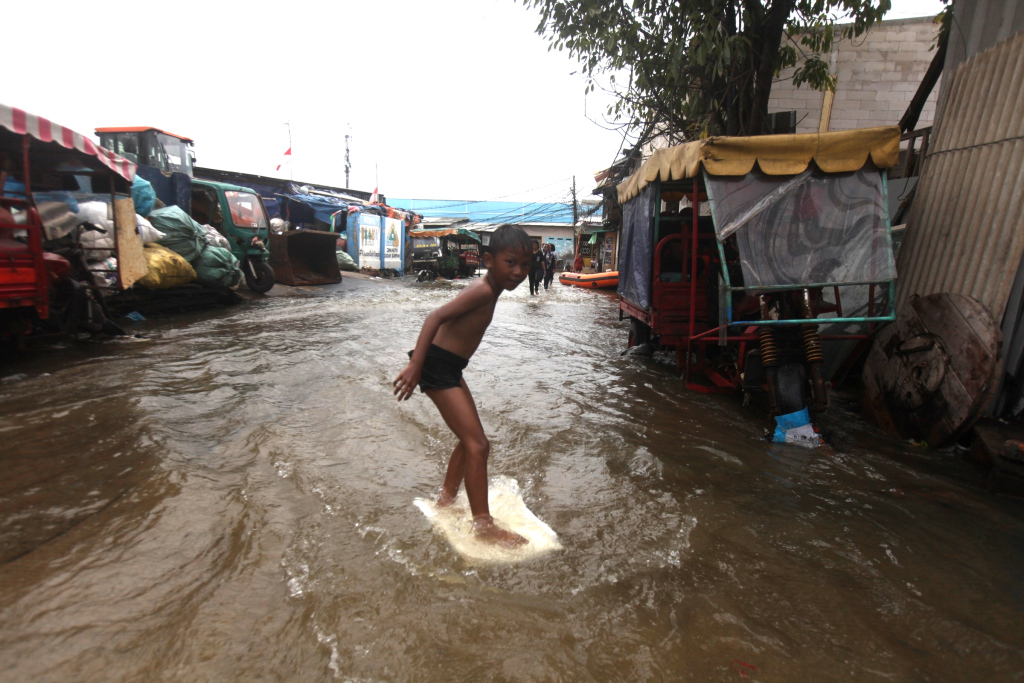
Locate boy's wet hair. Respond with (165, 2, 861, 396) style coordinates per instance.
(488, 224, 532, 255)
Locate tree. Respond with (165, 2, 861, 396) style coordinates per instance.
(523, 0, 893, 141)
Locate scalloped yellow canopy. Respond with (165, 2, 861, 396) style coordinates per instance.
(617, 126, 901, 204)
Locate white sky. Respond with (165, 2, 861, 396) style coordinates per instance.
(4, 0, 944, 204)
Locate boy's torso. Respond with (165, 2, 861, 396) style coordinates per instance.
(433, 279, 497, 360)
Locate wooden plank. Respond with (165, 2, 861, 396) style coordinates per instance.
(115, 198, 147, 289)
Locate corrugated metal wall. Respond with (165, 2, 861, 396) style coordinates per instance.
(896, 30, 1024, 322)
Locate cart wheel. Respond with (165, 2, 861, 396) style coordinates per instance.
(245, 260, 275, 293)
(629, 317, 651, 347)
(775, 362, 808, 415)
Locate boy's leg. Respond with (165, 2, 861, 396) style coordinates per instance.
(425, 381, 489, 516)
(436, 442, 466, 506)
(425, 381, 526, 547)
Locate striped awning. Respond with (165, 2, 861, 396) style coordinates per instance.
(1, 103, 136, 183)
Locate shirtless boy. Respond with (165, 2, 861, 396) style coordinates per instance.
(393, 225, 531, 547)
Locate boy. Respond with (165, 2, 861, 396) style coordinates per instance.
(393, 225, 532, 547)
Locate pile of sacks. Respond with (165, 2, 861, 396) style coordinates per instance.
(136, 206, 242, 290)
(70, 200, 165, 287)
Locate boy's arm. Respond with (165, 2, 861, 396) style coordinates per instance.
(393, 283, 494, 401)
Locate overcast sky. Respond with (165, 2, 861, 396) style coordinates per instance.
(5, 0, 943, 204)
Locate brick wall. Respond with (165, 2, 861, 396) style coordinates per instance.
(768, 16, 942, 133)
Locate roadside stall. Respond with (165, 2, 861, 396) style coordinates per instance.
(616, 126, 900, 441)
(1, 102, 145, 342)
(577, 228, 617, 272)
(408, 227, 480, 279)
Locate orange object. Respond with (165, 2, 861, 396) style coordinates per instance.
(558, 271, 618, 289)
(94, 126, 194, 142)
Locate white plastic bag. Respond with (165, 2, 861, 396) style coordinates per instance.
(76, 201, 115, 261)
(201, 224, 232, 250)
(136, 214, 165, 244)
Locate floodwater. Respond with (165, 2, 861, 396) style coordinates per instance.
(2, 277, 1023, 682)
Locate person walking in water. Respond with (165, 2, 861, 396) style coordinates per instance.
(543, 244, 557, 290)
(528, 241, 544, 295)
(393, 225, 531, 547)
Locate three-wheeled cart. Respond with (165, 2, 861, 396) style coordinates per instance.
(409, 227, 481, 279)
(1, 103, 144, 344)
(617, 126, 901, 428)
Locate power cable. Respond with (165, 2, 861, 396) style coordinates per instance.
(393, 176, 574, 213)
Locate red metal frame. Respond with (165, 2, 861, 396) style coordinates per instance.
(0, 136, 49, 320)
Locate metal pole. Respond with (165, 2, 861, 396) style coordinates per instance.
(571, 176, 578, 226)
(344, 125, 351, 188)
(284, 121, 293, 180)
(111, 175, 122, 290)
(21, 136, 32, 197)
(686, 177, 698, 382)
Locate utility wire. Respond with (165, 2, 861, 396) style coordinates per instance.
(422, 187, 573, 226)
(394, 176, 574, 213)
(462, 190, 577, 227)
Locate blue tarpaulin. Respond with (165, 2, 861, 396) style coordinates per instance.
(278, 194, 346, 227)
(279, 194, 385, 229)
(617, 183, 657, 310)
(136, 166, 191, 216)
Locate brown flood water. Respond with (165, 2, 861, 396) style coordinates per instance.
(1, 278, 1023, 682)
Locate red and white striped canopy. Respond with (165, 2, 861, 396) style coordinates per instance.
(0, 102, 136, 183)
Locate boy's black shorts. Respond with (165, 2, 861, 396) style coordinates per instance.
(408, 344, 469, 392)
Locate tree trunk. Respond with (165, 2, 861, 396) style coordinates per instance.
(747, 0, 797, 135)
(900, 30, 947, 132)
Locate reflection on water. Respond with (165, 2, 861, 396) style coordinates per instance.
(1, 279, 1023, 681)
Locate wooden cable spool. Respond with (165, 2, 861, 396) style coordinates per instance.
(862, 293, 1002, 447)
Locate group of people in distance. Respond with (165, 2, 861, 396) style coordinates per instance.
(528, 241, 558, 295)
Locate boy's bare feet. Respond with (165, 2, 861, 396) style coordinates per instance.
(436, 491, 457, 508)
(473, 515, 528, 548)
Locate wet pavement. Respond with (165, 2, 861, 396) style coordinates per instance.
(1, 276, 1023, 682)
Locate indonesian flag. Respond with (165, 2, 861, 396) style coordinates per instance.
(369, 186, 379, 203)
(276, 147, 292, 171)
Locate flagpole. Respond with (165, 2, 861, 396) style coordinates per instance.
(284, 120, 293, 180)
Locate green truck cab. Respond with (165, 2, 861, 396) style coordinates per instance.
(190, 179, 275, 292)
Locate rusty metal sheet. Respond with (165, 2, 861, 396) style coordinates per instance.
(897, 31, 1024, 322)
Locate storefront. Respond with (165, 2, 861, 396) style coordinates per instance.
(578, 229, 618, 272)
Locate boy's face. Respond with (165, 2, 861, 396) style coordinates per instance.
(485, 248, 531, 291)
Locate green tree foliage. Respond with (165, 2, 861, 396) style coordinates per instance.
(523, 0, 893, 140)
